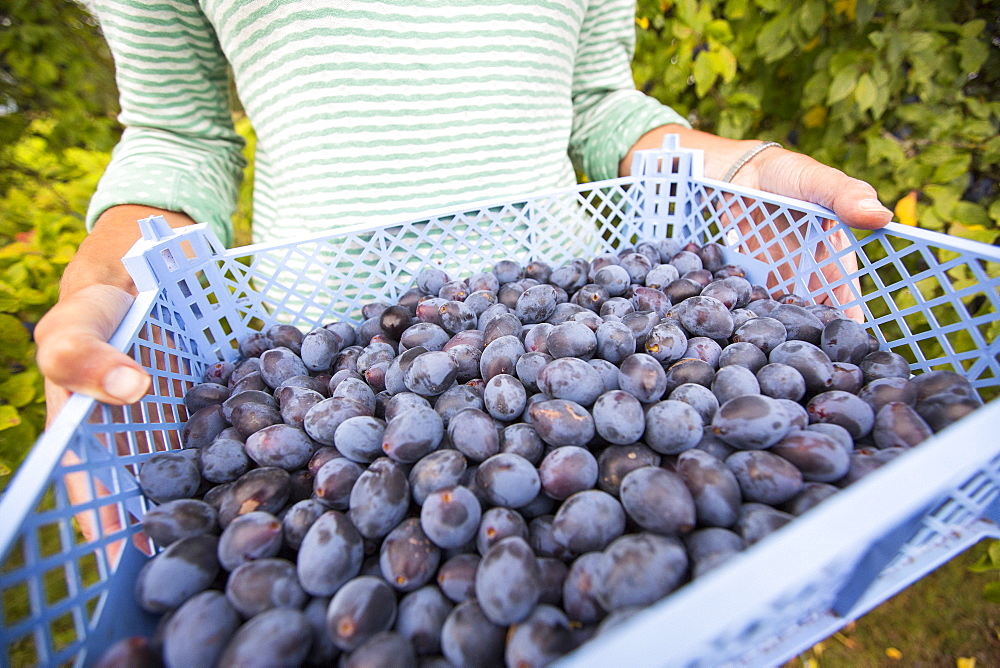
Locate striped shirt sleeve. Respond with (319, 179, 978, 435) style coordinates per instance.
(85, 0, 245, 246)
(569, 0, 690, 182)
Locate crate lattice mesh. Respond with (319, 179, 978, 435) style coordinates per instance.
(2, 147, 999, 666)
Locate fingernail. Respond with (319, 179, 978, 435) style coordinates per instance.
(859, 198, 891, 214)
(103, 367, 149, 403)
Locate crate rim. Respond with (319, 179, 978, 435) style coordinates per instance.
(0, 290, 159, 562)
(556, 398, 1000, 666)
(5, 136, 1000, 667)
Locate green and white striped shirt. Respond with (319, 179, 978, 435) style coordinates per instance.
(86, 0, 688, 247)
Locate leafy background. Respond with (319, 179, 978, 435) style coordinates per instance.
(0, 0, 998, 663)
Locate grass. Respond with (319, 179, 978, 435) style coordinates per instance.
(793, 540, 1000, 667)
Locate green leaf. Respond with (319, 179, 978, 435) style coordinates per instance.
(0, 370, 38, 408)
(675, 0, 702, 25)
(0, 314, 30, 346)
(866, 135, 906, 165)
(724, 0, 750, 20)
(905, 31, 938, 55)
(983, 581, 1000, 604)
(827, 68, 857, 105)
(705, 19, 734, 42)
(708, 46, 738, 83)
(961, 19, 987, 39)
(767, 39, 795, 63)
(931, 154, 971, 183)
(970, 552, 995, 573)
(0, 417, 40, 485)
(854, 73, 877, 112)
(952, 203, 992, 230)
(798, 0, 825, 36)
(958, 36, 989, 75)
(32, 58, 59, 87)
(867, 66, 892, 119)
(988, 540, 1000, 568)
(755, 16, 788, 62)
(802, 71, 831, 107)
(920, 208, 947, 231)
(672, 22, 695, 40)
(924, 184, 960, 219)
(983, 136, 1000, 165)
(961, 119, 997, 142)
(718, 108, 756, 138)
(828, 50, 862, 73)
(693, 52, 718, 97)
(724, 91, 762, 110)
(754, 0, 784, 12)
(855, 0, 875, 25)
(0, 406, 21, 433)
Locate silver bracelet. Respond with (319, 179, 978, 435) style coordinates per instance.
(721, 141, 782, 183)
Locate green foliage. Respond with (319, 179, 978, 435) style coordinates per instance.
(0, 1, 254, 491)
(0, 0, 120, 487)
(0, 0, 119, 196)
(233, 116, 257, 247)
(0, 116, 254, 490)
(634, 0, 1000, 240)
(634, 2, 1000, 616)
(970, 539, 1000, 603)
(0, 123, 106, 488)
(0, 2, 994, 662)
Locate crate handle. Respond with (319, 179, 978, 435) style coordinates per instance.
(121, 216, 225, 292)
(137, 214, 175, 241)
(830, 499, 936, 617)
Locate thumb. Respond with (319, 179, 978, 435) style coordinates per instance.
(755, 150, 894, 231)
(35, 285, 151, 407)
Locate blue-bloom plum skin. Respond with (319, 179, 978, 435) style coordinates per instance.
(114, 245, 958, 668)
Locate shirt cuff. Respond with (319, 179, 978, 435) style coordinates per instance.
(87, 168, 236, 248)
(576, 92, 691, 183)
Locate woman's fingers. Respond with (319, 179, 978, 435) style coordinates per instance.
(35, 284, 151, 411)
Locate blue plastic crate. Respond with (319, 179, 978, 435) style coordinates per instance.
(2, 136, 999, 666)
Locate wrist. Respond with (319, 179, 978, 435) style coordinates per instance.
(620, 126, 774, 181)
(721, 141, 782, 184)
(61, 205, 197, 298)
(59, 249, 138, 298)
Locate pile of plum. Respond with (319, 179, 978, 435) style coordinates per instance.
(105, 239, 983, 668)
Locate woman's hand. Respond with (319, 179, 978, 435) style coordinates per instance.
(36, 205, 196, 422)
(732, 140, 893, 231)
(621, 126, 893, 321)
(620, 125, 893, 230)
(36, 205, 195, 555)
(37, 285, 146, 421)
